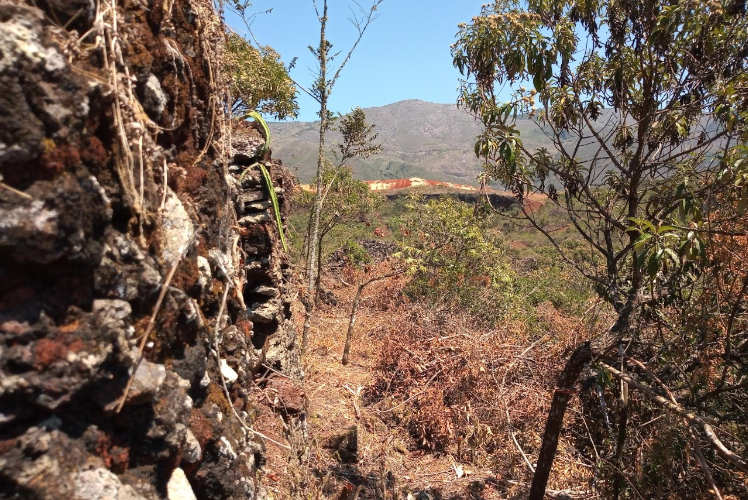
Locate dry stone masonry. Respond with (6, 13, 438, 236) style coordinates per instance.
(0, 1, 300, 498)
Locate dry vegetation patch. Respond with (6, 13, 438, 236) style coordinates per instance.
(365, 293, 609, 497)
(252, 259, 615, 498)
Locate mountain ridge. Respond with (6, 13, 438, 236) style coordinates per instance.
(270, 99, 514, 184)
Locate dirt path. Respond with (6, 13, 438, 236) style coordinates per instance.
(252, 273, 507, 499)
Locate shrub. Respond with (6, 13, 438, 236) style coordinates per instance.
(396, 196, 516, 326)
(341, 240, 371, 268)
(225, 32, 298, 119)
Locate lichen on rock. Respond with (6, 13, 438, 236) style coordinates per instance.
(0, 0, 301, 498)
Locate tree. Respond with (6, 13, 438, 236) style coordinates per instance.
(341, 263, 403, 366)
(301, 1, 383, 353)
(296, 162, 382, 303)
(225, 31, 299, 119)
(308, 109, 382, 300)
(453, 0, 747, 497)
(397, 196, 514, 325)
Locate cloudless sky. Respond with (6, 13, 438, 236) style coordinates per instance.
(225, 1, 488, 121)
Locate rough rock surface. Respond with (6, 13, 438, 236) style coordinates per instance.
(0, 1, 299, 498)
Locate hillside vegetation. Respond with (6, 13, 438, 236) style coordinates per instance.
(1, 0, 745, 499)
(270, 100, 555, 183)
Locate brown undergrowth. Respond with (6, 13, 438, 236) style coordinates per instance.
(365, 284, 611, 497)
(250, 259, 615, 498)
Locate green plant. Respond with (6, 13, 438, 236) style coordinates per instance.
(301, 0, 384, 353)
(397, 196, 516, 326)
(243, 111, 272, 152)
(240, 163, 288, 253)
(226, 32, 298, 119)
(238, 112, 287, 252)
(341, 240, 371, 268)
(453, 1, 748, 497)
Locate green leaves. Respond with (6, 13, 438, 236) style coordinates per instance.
(396, 196, 515, 323)
(226, 32, 298, 119)
(453, 0, 747, 308)
(243, 111, 272, 153)
(337, 107, 382, 163)
(629, 217, 705, 281)
(241, 163, 288, 253)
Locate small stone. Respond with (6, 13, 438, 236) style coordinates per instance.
(196, 256, 211, 290)
(159, 189, 194, 266)
(246, 201, 271, 212)
(166, 467, 196, 500)
(182, 429, 202, 463)
(253, 286, 279, 298)
(218, 436, 237, 461)
(199, 371, 211, 388)
(219, 359, 238, 384)
(0, 200, 59, 263)
(245, 259, 265, 272)
(238, 214, 270, 226)
(124, 361, 166, 405)
(249, 301, 279, 323)
(239, 173, 261, 186)
(221, 326, 243, 353)
(92, 299, 132, 321)
(208, 249, 232, 280)
(238, 190, 265, 206)
(73, 468, 142, 500)
(141, 73, 167, 119)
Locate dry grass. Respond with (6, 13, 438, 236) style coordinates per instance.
(251, 260, 614, 499)
(364, 288, 607, 497)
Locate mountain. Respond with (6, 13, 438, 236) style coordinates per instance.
(270, 99, 554, 184)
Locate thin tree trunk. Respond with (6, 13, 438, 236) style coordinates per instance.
(315, 234, 323, 305)
(304, 205, 314, 266)
(613, 343, 630, 500)
(302, 0, 328, 354)
(529, 342, 593, 500)
(341, 282, 364, 365)
(341, 268, 403, 365)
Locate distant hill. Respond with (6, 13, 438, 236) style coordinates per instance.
(297, 176, 549, 212)
(270, 99, 555, 184)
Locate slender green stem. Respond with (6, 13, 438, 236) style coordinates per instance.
(243, 111, 272, 153)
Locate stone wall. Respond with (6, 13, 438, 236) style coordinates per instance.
(0, 1, 298, 498)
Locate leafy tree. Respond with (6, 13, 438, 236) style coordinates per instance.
(301, 1, 383, 352)
(398, 196, 514, 325)
(453, 0, 747, 497)
(297, 162, 382, 302)
(336, 106, 382, 162)
(225, 32, 298, 119)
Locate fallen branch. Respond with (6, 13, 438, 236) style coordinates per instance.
(599, 361, 747, 473)
(344, 384, 362, 420)
(690, 428, 724, 500)
(505, 406, 535, 474)
(508, 480, 592, 499)
(0, 178, 32, 200)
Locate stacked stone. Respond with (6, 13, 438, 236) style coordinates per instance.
(0, 1, 300, 499)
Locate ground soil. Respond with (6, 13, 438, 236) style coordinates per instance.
(250, 268, 513, 500)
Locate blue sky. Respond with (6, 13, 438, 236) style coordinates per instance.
(225, 1, 488, 121)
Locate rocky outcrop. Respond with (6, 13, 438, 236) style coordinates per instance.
(0, 1, 298, 498)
